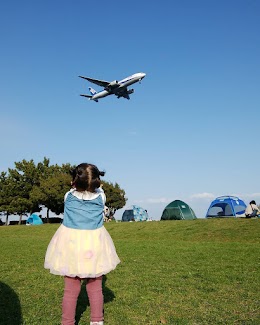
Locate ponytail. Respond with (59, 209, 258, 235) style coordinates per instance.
(71, 163, 105, 192)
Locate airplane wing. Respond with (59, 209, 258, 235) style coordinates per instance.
(78, 76, 110, 88)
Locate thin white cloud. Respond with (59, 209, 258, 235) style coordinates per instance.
(134, 197, 172, 204)
(190, 192, 215, 200)
(147, 198, 172, 204)
(233, 193, 260, 199)
(128, 131, 137, 136)
(190, 192, 260, 201)
(251, 193, 260, 198)
(132, 192, 260, 208)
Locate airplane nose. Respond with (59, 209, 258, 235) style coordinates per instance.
(141, 73, 146, 79)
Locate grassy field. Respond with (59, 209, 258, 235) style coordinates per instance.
(0, 219, 259, 325)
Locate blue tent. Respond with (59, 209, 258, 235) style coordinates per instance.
(26, 214, 43, 225)
(206, 196, 246, 218)
(122, 205, 149, 222)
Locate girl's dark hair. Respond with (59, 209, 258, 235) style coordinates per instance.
(70, 163, 105, 192)
(250, 200, 256, 205)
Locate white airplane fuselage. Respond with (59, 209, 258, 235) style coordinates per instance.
(91, 72, 146, 101)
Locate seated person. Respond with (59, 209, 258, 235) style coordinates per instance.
(245, 200, 260, 218)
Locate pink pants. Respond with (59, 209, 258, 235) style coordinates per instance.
(62, 276, 103, 325)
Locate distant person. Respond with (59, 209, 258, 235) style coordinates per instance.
(44, 163, 120, 325)
(245, 200, 260, 218)
(103, 206, 110, 222)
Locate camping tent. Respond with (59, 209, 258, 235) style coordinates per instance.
(122, 205, 149, 222)
(206, 196, 246, 218)
(26, 214, 43, 225)
(161, 200, 197, 220)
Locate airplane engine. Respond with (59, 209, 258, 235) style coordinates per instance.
(108, 80, 119, 88)
(127, 89, 134, 94)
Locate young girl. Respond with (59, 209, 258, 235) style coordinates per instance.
(44, 163, 120, 325)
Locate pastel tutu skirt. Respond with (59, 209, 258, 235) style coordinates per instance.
(44, 224, 120, 278)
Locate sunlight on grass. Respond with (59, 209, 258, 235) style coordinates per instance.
(0, 219, 259, 324)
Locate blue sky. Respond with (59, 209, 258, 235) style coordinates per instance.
(1, 0, 259, 220)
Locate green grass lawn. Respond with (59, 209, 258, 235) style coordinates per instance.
(0, 219, 259, 324)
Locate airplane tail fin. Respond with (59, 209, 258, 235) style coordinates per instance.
(80, 94, 92, 99)
(89, 87, 97, 95)
(80, 94, 98, 102)
(79, 86, 98, 102)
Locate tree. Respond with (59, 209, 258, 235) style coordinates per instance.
(0, 158, 52, 224)
(102, 181, 127, 219)
(0, 159, 127, 224)
(7, 158, 52, 215)
(30, 167, 72, 222)
(0, 172, 17, 225)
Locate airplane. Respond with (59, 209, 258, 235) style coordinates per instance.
(79, 72, 146, 102)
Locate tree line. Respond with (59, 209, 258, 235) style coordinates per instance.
(0, 158, 127, 225)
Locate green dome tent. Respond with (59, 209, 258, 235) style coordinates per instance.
(161, 200, 197, 220)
